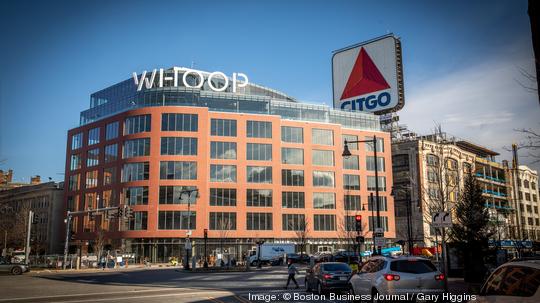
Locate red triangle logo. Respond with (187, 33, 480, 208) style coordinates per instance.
(340, 47, 390, 100)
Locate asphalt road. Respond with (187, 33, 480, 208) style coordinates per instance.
(0, 265, 345, 303)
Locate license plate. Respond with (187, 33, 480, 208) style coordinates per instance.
(339, 277, 347, 281)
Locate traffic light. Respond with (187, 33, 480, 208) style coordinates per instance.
(203, 229, 208, 238)
(356, 236, 365, 243)
(32, 213, 39, 224)
(355, 215, 362, 232)
(117, 207, 123, 218)
(89, 212, 95, 221)
(124, 206, 134, 218)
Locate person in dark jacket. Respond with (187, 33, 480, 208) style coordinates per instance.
(285, 260, 300, 289)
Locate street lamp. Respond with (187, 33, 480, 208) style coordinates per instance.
(180, 189, 198, 270)
(391, 186, 414, 255)
(343, 136, 382, 255)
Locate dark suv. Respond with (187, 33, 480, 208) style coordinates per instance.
(305, 262, 352, 294)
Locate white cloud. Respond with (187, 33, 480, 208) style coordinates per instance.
(399, 44, 540, 171)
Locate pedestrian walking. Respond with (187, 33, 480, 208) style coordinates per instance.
(285, 260, 300, 289)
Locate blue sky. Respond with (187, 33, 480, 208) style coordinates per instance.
(0, 0, 538, 182)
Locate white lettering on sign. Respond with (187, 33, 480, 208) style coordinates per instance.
(132, 67, 249, 93)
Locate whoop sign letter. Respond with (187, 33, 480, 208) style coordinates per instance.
(133, 67, 249, 93)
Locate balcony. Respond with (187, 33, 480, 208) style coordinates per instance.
(482, 189, 507, 198)
(475, 173, 506, 184)
(485, 203, 514, 211)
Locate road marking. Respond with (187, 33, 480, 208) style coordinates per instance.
(207, 296, 226, 303)
(234, 295, 251, 303)
(0, 288, 201, 302)
(49, 291, 232, 303)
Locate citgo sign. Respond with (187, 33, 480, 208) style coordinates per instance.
(332, 34, 404, 114)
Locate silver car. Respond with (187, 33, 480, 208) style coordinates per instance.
(0, 258, 29, 275)
(476, 259, 540, 302)
(349, 256, 444, 301)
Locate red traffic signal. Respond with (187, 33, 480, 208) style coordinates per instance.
(355, 215, 362, 222)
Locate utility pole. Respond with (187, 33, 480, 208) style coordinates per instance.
(24, 211, 33, 264)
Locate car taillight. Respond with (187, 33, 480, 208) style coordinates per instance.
(323, 274, 332, 279)
(384, 274, 400, 281)
(435, 274, 445, 280)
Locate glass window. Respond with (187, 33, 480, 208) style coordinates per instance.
(104, 144, 118, 162)
(210, 164, 237, 182)
(314, 214, 336, 231)
(72, 133, 83, 150)
(123, 187, 149, 205)
(282, 214, 306, 231)
(344, 174, 360, 190)
(365, 137, 385, 152)
(342, 134, 358, 149)
(68, 174, 80, 191)
(368, 216, 389, 231)
(85, 170, 98, 188)
(161, 137, 197, 155)
(247, 189, 272, 207)
(282, 192, 305, 208)
(211, 119, 237, 137)
(210, 141, 236, 159)
(312, 150, 334, 166)
(103, 167, 116, 186)
(88, 127, 100, 145)
(128, 212, 148, 230)
(426, 154, 439, 167)
(158, 211, 196, 230)
(210, 212, 237, 230)
(481, 265, 540, 297)
(87, 148, 99, 167)
(106, 122, 119, 140)
(124, 114, 151, 135)
(345, 195, 361, 210)
(367, 176, 386, 191)
(366, 156, 385, 172)
(159, 161, 197, 180)
(209, 188, 237, 206)
(247, 212, 273, 230)
(70, 154, 81, 171)
(121, 162, 149, 182)
(368, 195, 388, 211)
(313, 171, 335, 187)
(247, 166, 272, 183)
(161, 113, 198, 131)
(344, 155, 360, 170)
(281, 126, 303, 143)
(247, 121, 272, 138)
(281, 148, 303, 165)
(312, 129, 334, 145)
(282, 169, 304, 186)
(123, 138, 150, 158)
(159, 186, 197, 204)
(313, 192, 335, 209)
(247, 143, 272, 161)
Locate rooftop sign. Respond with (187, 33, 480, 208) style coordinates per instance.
(133, 67, 248, 93)
(332, 34, 404, 114)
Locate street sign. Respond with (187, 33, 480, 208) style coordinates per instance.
(432, 211, 452, 228)
(374, 232, 384, 237)
(185, 238, 192, 250)
(374, 237, 385, 247)
(375, 227, 384, 233)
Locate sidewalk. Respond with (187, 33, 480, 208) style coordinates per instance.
(28, 263, 179, 275)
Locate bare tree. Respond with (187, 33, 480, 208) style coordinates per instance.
(514, 126, 540, 163)
(93, 226, 107, 261)
(337, 205, 368, 256)
(292, 218, 309, 261)
(217, 218, 233, 265)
